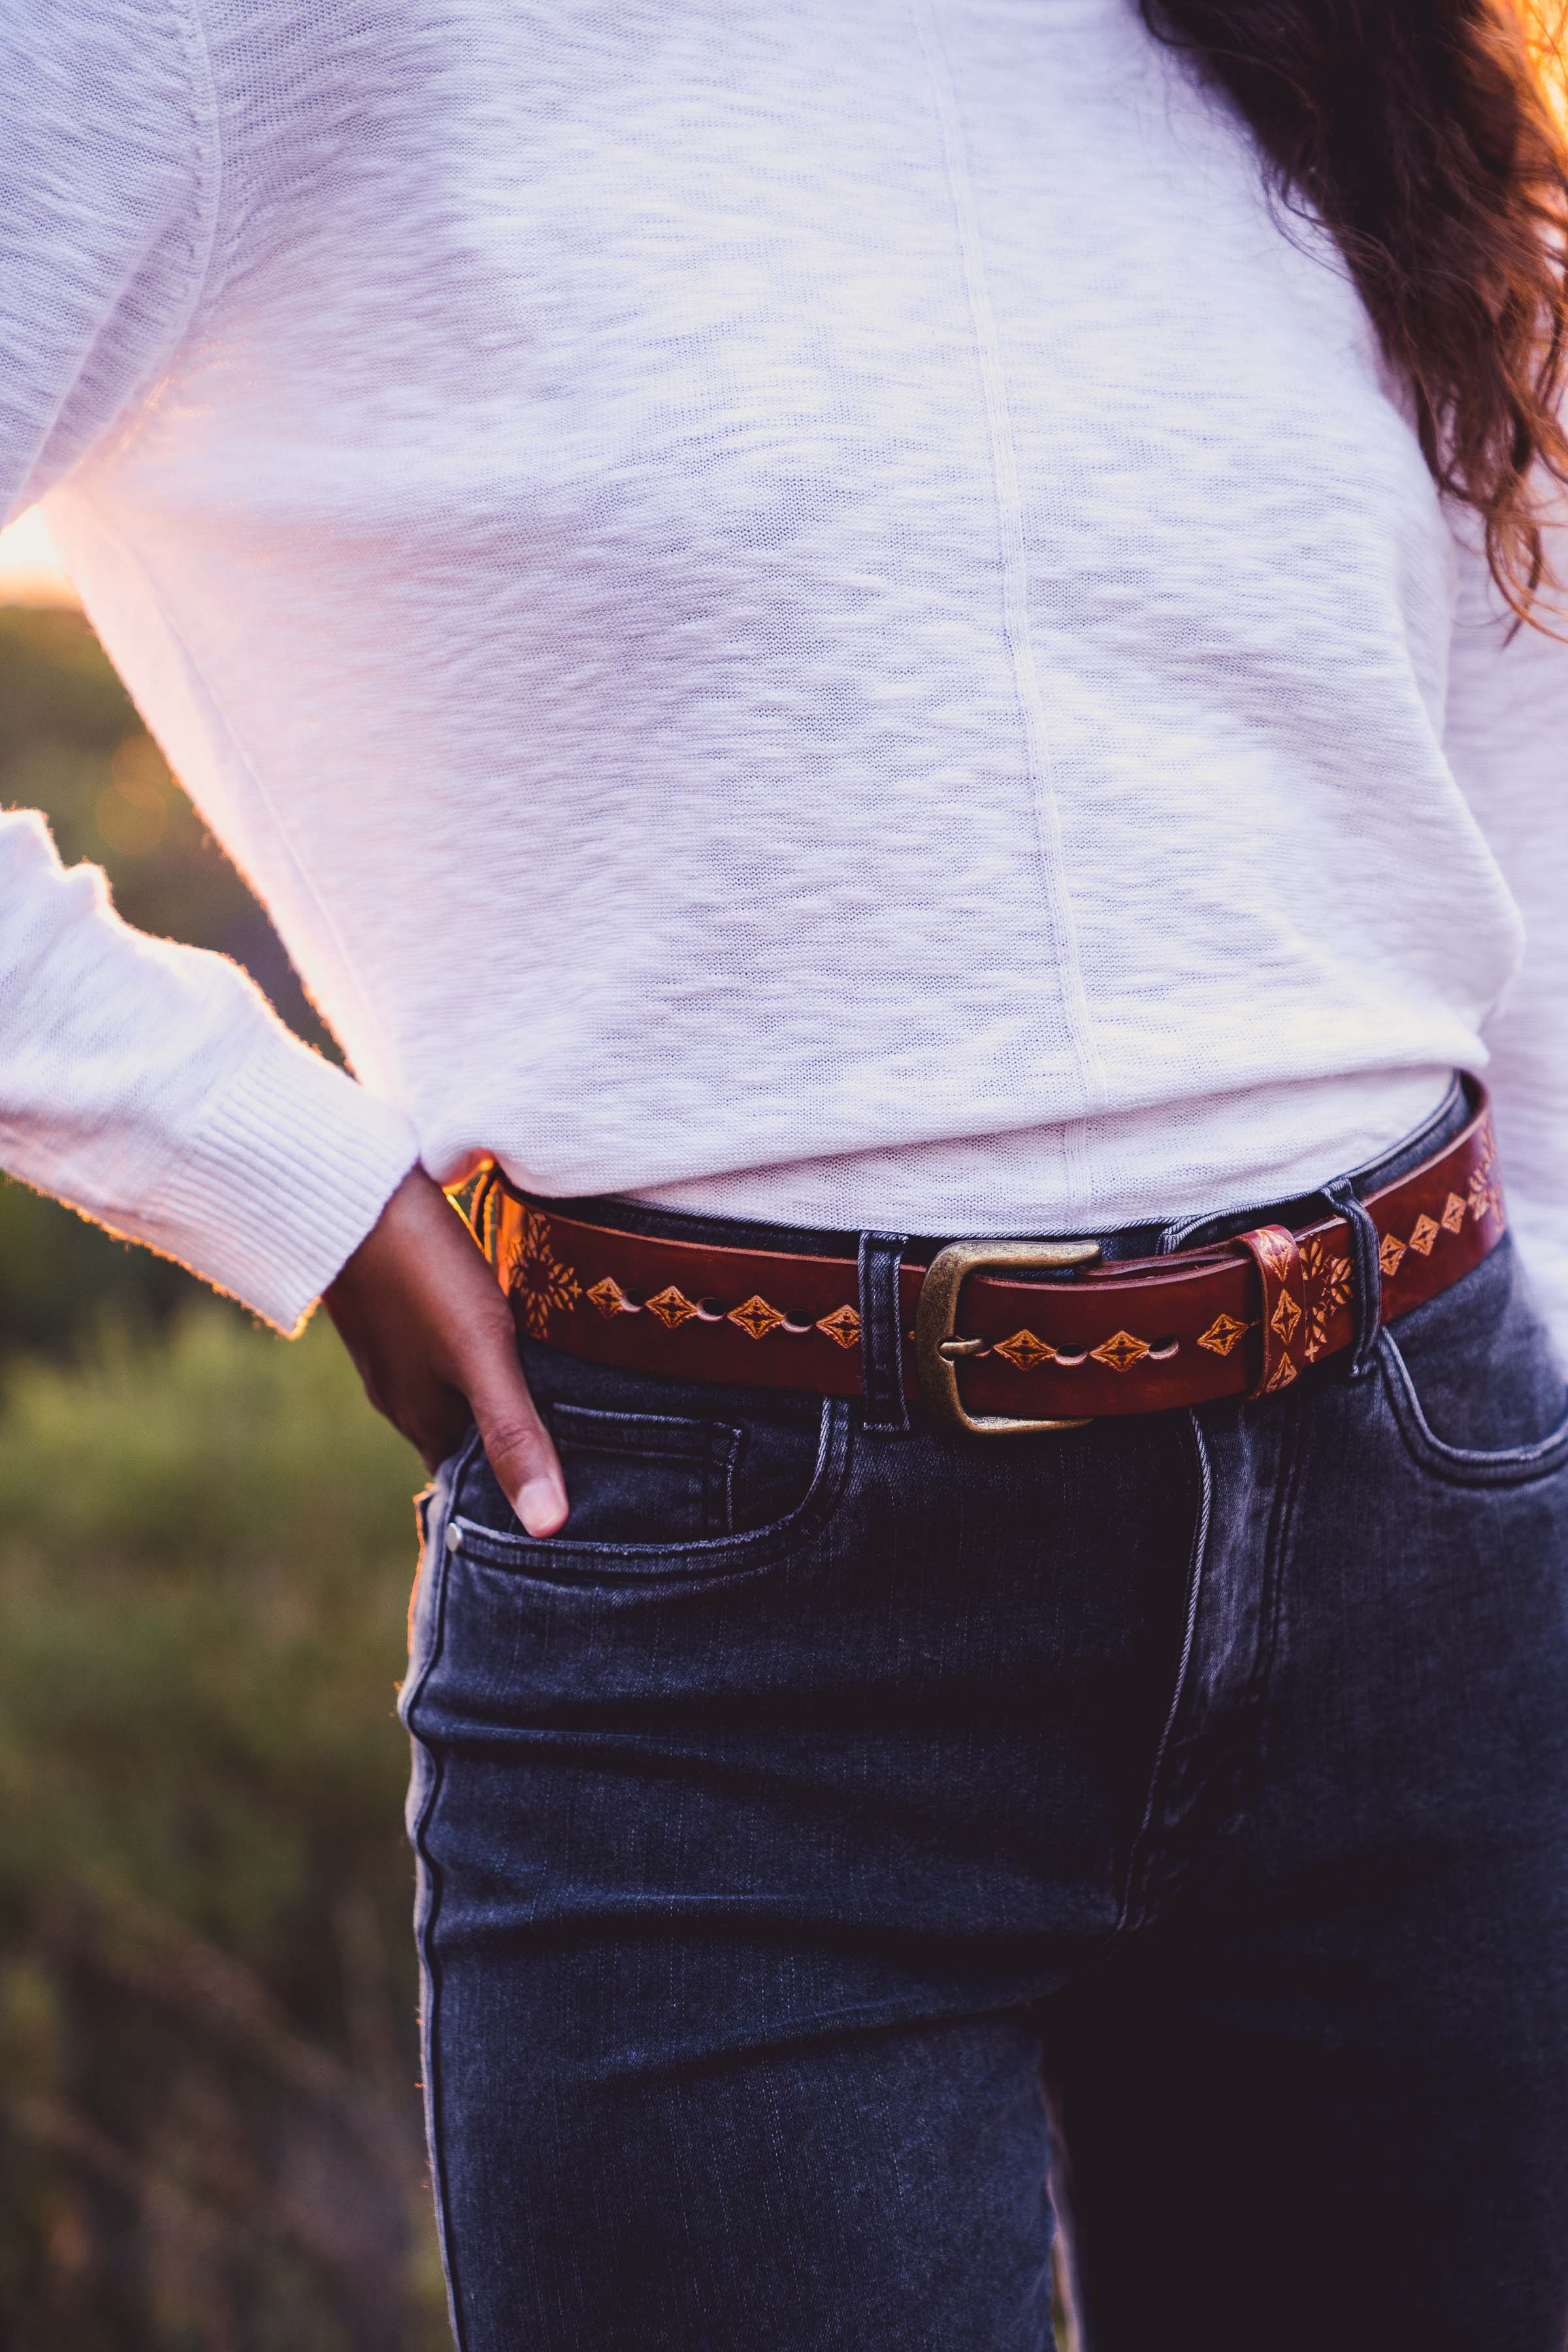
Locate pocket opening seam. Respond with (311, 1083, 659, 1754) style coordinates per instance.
(448, 1394, 853, 1571)
(544, 1403, 746, 1537)
(1377, 1328, 1568, 1487)
(545, 1401, 743, 1456)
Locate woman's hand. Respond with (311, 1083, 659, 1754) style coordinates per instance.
(323, 1168, 569, 1535)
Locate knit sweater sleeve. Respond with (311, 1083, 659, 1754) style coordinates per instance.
(1443, 518, 1568, 1360)
(0, 0, 417, 1333)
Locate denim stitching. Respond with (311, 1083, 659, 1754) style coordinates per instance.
(449, 1396, 853, 1573)
(713, 1421, 743, 1537)
(1114, 1408, 1214, 1936)
(858, 1231, 911, 1433)
(1240, 1377, 1311, 1803)
(1379, 1324, 1568, 1487)
(399, 1427, 477, 2352)
(1322, 1176, 1383, 1379)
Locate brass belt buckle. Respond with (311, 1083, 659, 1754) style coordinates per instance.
(915, 1239, 1103, 1436)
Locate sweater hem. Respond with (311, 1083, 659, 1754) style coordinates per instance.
(139, 1032, 419, 1332)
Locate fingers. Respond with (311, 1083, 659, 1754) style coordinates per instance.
(463, 1337, 569, 1537)
(408, 1382, 480, 1477)
(324, 1165, 568, 1533)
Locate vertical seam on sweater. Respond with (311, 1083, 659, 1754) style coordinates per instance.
(170, 0, 225, 337)
(25, 0, 225, 508)
(98, 0, 226, 463)
(74, 500, 389, 1065)
(913, 1, 1107, 1208)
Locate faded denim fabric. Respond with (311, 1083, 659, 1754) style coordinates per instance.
(402, 1089, 1568, 2351)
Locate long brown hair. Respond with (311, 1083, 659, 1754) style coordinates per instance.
(1141, 1, 1568, 623)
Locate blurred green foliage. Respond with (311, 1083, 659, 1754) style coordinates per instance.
(0, 605, 443, 2345)
(0, 1311, 442, 2350)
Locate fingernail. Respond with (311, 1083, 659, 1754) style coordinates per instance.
(515, 1477, 567, 1537)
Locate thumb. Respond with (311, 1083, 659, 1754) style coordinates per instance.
(463, 1338, 569, 1537)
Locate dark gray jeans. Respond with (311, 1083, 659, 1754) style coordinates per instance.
(403, 1085, 1568, 2349)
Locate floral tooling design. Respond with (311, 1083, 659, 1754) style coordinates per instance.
(503, 1209, 582, 1339)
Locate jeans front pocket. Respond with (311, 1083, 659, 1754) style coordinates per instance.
(546, 1401, 742, 1543)
(1380, 1235, 1568, 1487)
(443, 1339, 854, 1584)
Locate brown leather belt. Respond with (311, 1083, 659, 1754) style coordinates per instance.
(448, 1088, 1505, 1434)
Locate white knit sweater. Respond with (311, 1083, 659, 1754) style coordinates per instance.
(3, 0, 1566, 1342)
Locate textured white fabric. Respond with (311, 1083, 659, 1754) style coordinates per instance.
(1, 0, 1565, 1341)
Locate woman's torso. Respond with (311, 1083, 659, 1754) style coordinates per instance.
(48, 0, 1512, 1230)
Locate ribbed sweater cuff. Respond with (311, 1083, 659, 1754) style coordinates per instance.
(144, 1031, 420, 1333)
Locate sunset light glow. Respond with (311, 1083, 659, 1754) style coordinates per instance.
(0, 510, 77, 606)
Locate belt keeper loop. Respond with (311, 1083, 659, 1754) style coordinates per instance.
(1235, 1224, 1307, 1399)
(857, 1232, 910, 1433)
(1322, 1176, 1383, 1379)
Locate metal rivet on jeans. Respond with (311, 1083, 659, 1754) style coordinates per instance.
(446, 1522, 463, 1552)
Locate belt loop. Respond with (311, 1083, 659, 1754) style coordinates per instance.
(858, 1232, 910, 1432)
(1322, 1175, 1382, 1379)
(1235, 1224, 1308, 1397)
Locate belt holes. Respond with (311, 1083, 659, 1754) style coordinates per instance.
(693, 1297, 728, 1322)
(781, 1312, 816, 1335)
(1148, 1338, 1181, 1361)
(1051, 1348, 1089, 1367)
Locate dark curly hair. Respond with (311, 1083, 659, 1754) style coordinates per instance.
(1142, 1, 1568, 624)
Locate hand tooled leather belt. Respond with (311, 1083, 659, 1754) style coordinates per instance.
(448, 1089, 1506, 1434)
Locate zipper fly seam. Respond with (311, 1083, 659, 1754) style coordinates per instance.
(1236, 1391, 1307, 1801)
(1113, 1407, 1215, 1938)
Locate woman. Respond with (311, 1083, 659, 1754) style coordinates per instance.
(3, 1, 1567, 2343)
